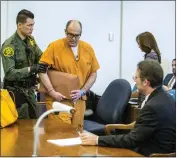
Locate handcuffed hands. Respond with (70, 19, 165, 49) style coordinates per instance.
(70, 89, 86, 103)
(49, 90, 66, 102)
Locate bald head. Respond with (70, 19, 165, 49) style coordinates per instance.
(65, 20, 82, 47)
(66, 20, 82, 31)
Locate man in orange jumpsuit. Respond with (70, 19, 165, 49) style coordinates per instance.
(39, 20, 100, 131)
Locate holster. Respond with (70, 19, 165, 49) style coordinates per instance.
(3, 75, 37, 89)
(5, 86, 27, 108)
(5, 86, 37, 119)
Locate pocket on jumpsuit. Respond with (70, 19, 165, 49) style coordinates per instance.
(45, 97, 72, 124)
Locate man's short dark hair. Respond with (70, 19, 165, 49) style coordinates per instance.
(172, 58, 176, 62)
(137, 60, 163, 88)
(65, 20, 82, 31)
(16, 9, 34, 24)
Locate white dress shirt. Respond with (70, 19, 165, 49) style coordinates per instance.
(71, 46, 78, 60)
(141, 94, 150, 109)
(167, 75, 176, 89)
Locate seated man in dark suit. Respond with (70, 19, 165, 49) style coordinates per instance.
(80, 60, 176, 157)
(163, 58, 176, 91)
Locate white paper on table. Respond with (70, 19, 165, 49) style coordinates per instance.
(47, 137, 82, 146)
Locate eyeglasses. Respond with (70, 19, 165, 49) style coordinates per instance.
(133, 75, 140, 81)
(66, 32, 81, 39)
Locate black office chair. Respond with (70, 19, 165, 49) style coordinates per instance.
(84, 79, 131, 135)
(84, 90, 101, 118)
(36, 102, 47, 118)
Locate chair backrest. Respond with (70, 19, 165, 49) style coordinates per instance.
(95, 79, 131, 124)
(168, 89, 176, 101)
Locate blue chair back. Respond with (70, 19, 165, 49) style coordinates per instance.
(95, 79, 131, 124)
(168, 89, 176, 101)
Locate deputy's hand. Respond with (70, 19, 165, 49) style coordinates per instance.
(70, 89, 86, 103)
(30, 63, 48, 74)
(79, 133, 98, 146)
(30, 64, 39, 74)
(49, 90, 66, 102)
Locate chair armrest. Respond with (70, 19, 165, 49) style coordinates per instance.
(150, 152, 176, 157)
(105, 121, 136, 135)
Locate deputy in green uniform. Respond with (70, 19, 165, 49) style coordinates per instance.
(1, 9, 46, 119)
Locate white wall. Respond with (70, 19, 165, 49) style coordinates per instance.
(1, 1, 175, 95)
(1, 1, 121, 95)
(122, 1, 175, 86)
(1, 1, 8, 81)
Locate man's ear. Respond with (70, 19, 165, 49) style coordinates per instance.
(143, 79, 150, 86)
(17, 22, 22, 28)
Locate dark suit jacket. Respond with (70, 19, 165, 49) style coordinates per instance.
(98, 87, 176, 156)
(163, 73, 176, 89)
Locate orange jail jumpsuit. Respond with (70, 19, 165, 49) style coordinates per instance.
(40, 38, 100, 129)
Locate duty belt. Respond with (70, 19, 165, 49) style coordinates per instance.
(4, 80, 36, 88)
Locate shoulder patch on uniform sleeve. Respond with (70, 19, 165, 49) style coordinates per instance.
(3, 47, 14, 57)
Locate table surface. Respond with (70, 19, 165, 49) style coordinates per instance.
(1, 119, 143, 157)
